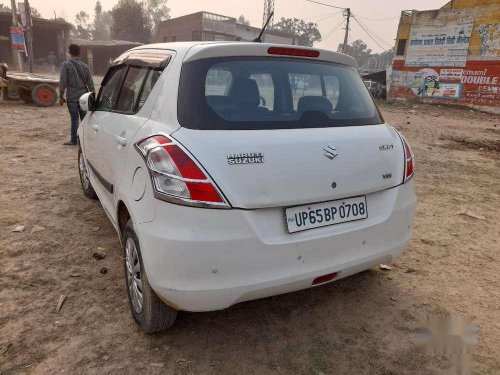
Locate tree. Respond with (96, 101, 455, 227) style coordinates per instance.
(271, 17, 321, 47)
(30, 7, 41, 18)
(378, 48, 394, 67)
(343, 39, 372, 67)
(237, 15, 250, 26)
(92, 1, 112, 40)
(144, 0, 170, 34)
(111, 0, 151, 43)
(71, 11, 92, 40)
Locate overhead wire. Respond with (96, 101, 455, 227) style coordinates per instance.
(322, 18, 346, 40)
(303, 10, 343, 21)
(352, 13, 394, 48)
(358, 15, 392, 47)
(352, 14, 393, 50)
(304, 0, 395, 51)
(353, 13, 400, 21)
(305, 0, 346, 11)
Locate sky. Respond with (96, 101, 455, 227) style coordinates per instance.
(23, 0, 444, 53)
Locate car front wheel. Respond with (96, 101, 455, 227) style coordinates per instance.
(123, 219, 177, 333)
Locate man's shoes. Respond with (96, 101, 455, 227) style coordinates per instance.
(63, 141, 77, 146)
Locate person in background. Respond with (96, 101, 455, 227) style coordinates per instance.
(48, 52, 57, 74)
(59, 44, 95, 146)
(58, 53, 65, 67)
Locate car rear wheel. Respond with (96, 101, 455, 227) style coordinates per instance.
(123, 219, 177, 333)
(78, 146, 97, 200)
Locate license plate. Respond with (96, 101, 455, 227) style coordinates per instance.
(285, 196, 368, 233)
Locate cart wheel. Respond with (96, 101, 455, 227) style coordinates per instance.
(18, 87, 33, 103)
(32, 84, 57, 107)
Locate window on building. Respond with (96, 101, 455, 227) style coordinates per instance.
(396, 39, 407, 56)
(163, 36, 168, 42)
(192, 31, 202, 41)
(172, 35, 176, 42)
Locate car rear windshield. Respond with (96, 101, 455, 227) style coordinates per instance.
(177, 56, 383, 130)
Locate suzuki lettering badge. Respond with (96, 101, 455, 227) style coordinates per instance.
(323, 144, 338, 160)
(227, 152, 264, 165)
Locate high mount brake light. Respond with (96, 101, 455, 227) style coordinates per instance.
(399, 133, 414, 183)
(267, 47, 320, 58)
(136, 135, 229, 208)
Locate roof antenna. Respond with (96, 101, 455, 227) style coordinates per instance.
(253, 11, 274, 43)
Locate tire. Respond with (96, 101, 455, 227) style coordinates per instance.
(78, 146, 97, 200)
(123, 219, 177, 333)
(18, 87, 33, 103)
(31, 83, 57, 107)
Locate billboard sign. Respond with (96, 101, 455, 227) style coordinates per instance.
(10, 26, 26, 52)
(405, 22, 474, 67)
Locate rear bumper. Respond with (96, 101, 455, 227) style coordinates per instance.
(137, 182, 416, 311)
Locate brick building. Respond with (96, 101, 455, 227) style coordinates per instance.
(155, 11, 295, 45)
(388, 0, 499, 113)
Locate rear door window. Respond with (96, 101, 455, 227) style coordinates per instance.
(115, 66, 150, 113)
(137, 69, 162, 111)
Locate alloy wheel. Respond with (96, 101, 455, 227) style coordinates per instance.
(125, 237, 143, 313)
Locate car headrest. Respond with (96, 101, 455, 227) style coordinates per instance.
(297, 96, 333, 113)
(229, 78, 260, 109)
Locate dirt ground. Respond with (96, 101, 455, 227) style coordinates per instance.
(0, 100, 499, 375)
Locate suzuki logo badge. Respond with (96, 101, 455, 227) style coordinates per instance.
(323, 144, 338, 160)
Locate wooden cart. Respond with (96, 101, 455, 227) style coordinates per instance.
(0, 72, 59, 107)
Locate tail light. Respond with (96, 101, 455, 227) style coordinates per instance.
(136, 135, 230, 208)
(399, 133, 414, 183)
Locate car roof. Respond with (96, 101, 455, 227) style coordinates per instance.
(129, 42, 357, 67)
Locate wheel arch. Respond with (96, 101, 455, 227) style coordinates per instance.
(117, 200, 131, 240)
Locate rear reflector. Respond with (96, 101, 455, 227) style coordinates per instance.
(268, 47, 320, 58)
(312, 272, 338, 285)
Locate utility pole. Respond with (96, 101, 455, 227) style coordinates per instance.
(262, 0, 275, 27)
(10, 0, 23, 71)
(342, 8, 350, 53)
(24, 0, 34, 72)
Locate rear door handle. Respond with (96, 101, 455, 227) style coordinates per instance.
(115, 135, 127, 146)
(91, 124, 100, 131)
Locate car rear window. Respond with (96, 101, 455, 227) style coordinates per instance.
(178, 57, 383, 130)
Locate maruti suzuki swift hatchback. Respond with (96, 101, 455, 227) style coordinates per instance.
(77, 42, 416, 333)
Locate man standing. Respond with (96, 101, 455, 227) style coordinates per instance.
(59, 44, 95, 146)
(48, 52, 57, 74)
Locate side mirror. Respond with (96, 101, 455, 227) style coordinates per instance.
(79, 92, 96, 112)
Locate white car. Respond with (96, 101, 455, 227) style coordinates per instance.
(78, 42, 416, 333)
